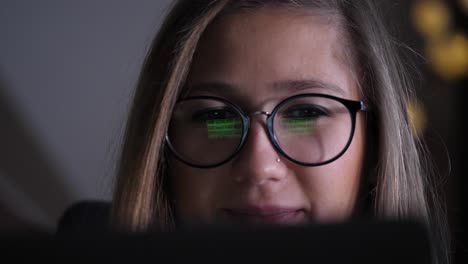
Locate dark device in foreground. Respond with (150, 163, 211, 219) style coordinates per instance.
(2, 220, 431, 263)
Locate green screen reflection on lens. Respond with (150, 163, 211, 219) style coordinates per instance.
(283, 118, 315, 135)
(207, 118, 242, 138)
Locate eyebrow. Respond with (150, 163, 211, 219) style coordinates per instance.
(272, 79, 346, 95)
(188, 79, 346, 97)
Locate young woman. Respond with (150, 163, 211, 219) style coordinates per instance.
(111, 0, 449, 263)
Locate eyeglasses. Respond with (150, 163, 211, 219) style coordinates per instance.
(166, 93, 367, 168)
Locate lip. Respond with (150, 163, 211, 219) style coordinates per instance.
(221, 206, 306, 225)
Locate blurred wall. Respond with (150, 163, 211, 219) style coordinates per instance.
(0, 0, 171, 230)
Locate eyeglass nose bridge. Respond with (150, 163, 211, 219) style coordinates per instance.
(251, 111, 272, 118)
(245, 110, 277, 147)
(249, 111, 273, 128)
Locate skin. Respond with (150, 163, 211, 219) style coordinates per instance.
(170, 7, 366, 227)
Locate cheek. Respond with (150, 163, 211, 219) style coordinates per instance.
(298, 117, 365, 220)
(170, 161, 228, 224)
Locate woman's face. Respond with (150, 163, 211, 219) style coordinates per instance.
(170, 7, 366, 227)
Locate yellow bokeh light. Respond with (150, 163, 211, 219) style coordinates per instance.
(412, 0, 451, 40)
(407, 99, 427, 139)
(427, 33, 468, 80)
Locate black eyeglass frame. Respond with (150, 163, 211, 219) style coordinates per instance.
(165, 93, 368, 168)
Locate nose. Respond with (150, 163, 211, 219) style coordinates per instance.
(232, 115, 288, 185)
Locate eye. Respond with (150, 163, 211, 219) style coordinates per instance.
(192, 108, 238, 122)
(282, 104, 329, 119)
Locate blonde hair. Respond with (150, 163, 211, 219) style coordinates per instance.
(112, 0, 449, 263)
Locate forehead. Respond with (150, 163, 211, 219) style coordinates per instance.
(187, 6, 359, 101)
